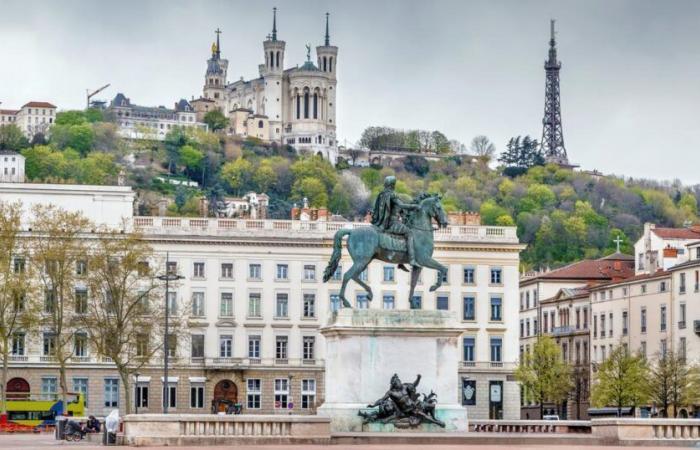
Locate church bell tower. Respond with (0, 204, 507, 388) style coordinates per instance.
(262, 7, 285, 140)
(203, 28, 228, 111)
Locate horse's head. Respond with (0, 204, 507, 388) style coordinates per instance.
(419, 194, 449, 228)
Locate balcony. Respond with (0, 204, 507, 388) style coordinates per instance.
(460, 361, 516, 371)
(551, 325, 575, 336)
(71, 356, 91, 363)
(9, 355, 28, 362)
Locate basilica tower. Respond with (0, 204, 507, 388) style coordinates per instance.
(262, 7, 285, 141)
(316, 13, 338, 132)
(203, 28, 228, 112)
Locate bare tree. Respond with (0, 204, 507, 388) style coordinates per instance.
(0, 201, 41, 411)
(469, 135, 496, 162)
(28, 205, 92, 414)
(80, 228, 176, 414)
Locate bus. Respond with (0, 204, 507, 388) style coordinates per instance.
(2, 392, 85, 429)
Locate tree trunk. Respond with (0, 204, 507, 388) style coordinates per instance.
(539, 385, 544, 419)
(1, 339, 8, 413)
(119, 367, 132, 415)
(59, 365, 69, 415)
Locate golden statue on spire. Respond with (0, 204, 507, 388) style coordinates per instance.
(211, 41, 218, 56)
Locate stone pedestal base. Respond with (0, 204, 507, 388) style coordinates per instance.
(319, 309, 468, 433)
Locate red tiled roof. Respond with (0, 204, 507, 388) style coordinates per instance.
(652, 227, 700, 240)
(590, 269, 669, 290)
(0, 109, 19, 115)
(523, 257, 634, 282)
(21, 101, 56, 108)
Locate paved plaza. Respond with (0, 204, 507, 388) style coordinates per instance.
(0, 434, 681, 450)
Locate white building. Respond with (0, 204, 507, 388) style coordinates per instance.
(0, 101, 57, 138)
(5, 190, 523, 419)
(635, 223, 700, 274)
(0, 150, 25, 183)
(192, 9, 338, 162)
(108, 94, 207, 141)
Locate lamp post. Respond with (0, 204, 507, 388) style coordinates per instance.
(157, 253, 184, 414)
(134, 372, 141, 415)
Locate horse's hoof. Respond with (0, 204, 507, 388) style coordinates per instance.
(342, 299, 352, 308)
(429, 285, 439, 292)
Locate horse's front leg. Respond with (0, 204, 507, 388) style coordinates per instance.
(419, 257, 448, 292)
(409, 266, 422, 305)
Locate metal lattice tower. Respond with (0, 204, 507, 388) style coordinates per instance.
(540, 19, 569, 165)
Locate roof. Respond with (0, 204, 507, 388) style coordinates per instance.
(21, 101, 56, 108)
(589, 269, 669, 290)
(0, 149, 22, 155)
(599, 252, 634, 261)
(111, 93, 131, 107)
(174, 99, 193, 112)
(652, 227, 700, 240)
(299, 60, 319, 71)
(521, 257, 634, 283)
(191, 97, 215, 103)
(0, 109, 19, 115)
(667, 257, 700, 272)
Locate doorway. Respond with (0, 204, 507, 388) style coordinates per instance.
(489, 380, 503, 419)
(212, 379, 238, 412)
(6, 377, 30, 400)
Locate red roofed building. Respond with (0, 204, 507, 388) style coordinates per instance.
(634, 223, 700, 275)
(0, 101, 57, 139)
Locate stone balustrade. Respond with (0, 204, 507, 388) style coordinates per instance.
(131, 217, 519, 243)
(591, 418, 700, 441)
(123, 413, 331, 446)
(470, 419, 591, 434)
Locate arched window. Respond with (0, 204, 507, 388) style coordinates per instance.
(270, 51, 274, 68)
(276, 51, 280, 68)
(304, 90, 310, 119)
(258, 120, 264, 128)
(296, 94, 300, 119)
(313, 93, 318, 119)
(323, 57, 327, 72)
(329, 57, 333, 72)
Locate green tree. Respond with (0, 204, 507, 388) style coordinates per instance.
(329, 182, 352, 216)
(51, 123, 95, 156)
(515, 336, 573, 418)
(179, 145, 204, 176)
(164, 128, 189, 173)
(0, 124, 29, 150)
(480, 200, 510, 225)
(649, 351, 700, 417)
(55, 110, 87, 126)
(203, 110, 228, 132)
(591, 345, 650, 416)
(253, 159, 278, 192)
(293, 177, 328, 207)
(220, 158, 253, 194)
(290, 156, 337, 191)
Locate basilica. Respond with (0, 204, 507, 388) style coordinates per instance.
(192, 9, 338, 162)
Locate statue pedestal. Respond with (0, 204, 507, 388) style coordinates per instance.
(318, 309, 468, 432)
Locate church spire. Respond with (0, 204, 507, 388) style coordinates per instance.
(324, 12, 330, 46)
(272, 7, 278, 41)
(215, 27, 222, 59)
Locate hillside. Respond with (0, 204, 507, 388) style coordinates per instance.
(3, 110, 699, 271)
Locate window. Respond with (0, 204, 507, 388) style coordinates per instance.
(641, 284, 647, 294)
(327, 294, 341, 314)
(219, 335, 233, 358)
(276, 264, 288, 280)
(136, 334, 149, 357)
(463, 296, 475, 320)
(247, 379, 261, 409)
(73, 378, 88, 405)
(220, 292, 234, 317)
(583, 307, 588, 329)
(11, 333, 25, 355)
(166, 261, 177, 276)
(526, 319, 531, 337)
(600, 314, 606, 337)
(622, 311, 628, 335)
(490, 296, 502, 321)
(659, 281, 667, 292)
(359, 269, 368, 282)
(43, 332, 56, 356)
(641, 307, 647, 333)
(75, 288, 88, 314)
(463, 267, 475, 284)
(660, 339, 667, 357)
(383, 266, 395, 282)
(249, 264, 261, 280)
(303, 293, 316, 318)
(679, 337, 687, 362)
(436, 295, 449, 311)
(41, 377, 57, 400)
(44, 289, 56, 313)
(463, 337, 475, 362)
(679, 303, 687, 328)
(190, 384, 204, 408)
(490, 337, 503, 362)
(679, 273, 686, 293)
(248, 335, 261, 359)
(275, 293, 289, 318)
(302, 336, 315, 361)
(410, 294, 422, 310)
(275, 336, 288, 360)
(248, 293, 261, 318)
(525, 291, 530, 309)
(193, 262, 205, 278)
(13, 257, 25, 274)
(104, 378, 119, 407)
(301, 379, 316, 409)
(490, 268, 502, 285)
(303, 265, 316, 281)
(76, 260, 87, 276)
(609, 312, 613, 337)
(660, 305, 667, 331)
(438, 270, 448, 284)
(274, 379, 289, 409)
(331, 264, 342, 281)
(190, 334, 204, 359)
(166, 334, 177, 358)
(356, 294, 369, 309)
(383, 294, 395, 310)
(74, 332, 88, 357)
(162, 383, 176, 409)
(191, 291, 205, 317)
(167, 291, 177, 316)
(221, 263, 233, 279)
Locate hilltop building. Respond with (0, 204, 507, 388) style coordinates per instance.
(108, 93, 207, 141)
(191, 9, 338, 162)
(0, 150, 25, 183)
(0, 101, 57, 139)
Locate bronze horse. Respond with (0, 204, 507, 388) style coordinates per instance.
(323, 194, 449, 307)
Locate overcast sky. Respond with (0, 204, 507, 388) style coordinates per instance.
(1, 0, 699, 184)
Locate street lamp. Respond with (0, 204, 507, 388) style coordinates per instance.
(157, 253, 184, 414)
(134, 372, 141, 414)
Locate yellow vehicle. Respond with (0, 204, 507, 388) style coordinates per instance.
(2, 392, 85, 429)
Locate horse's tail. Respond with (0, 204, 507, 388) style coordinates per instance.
(323, 229, 351, 282)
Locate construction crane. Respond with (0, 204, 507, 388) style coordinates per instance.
(86, 84, 110, 109)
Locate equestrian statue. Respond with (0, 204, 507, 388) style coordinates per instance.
(322, 175, 449, 308)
